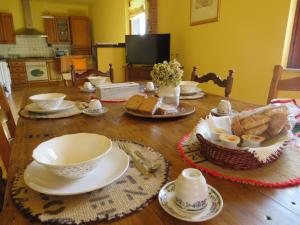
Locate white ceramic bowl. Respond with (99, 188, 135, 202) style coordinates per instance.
(180, 81, 200, 94)
(32, 133, 112, 179)
(29, 93, 66, 110)
(88, 76, 106, 86)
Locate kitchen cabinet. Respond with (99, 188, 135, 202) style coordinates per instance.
(47, 59, 61, 81)
(0, 13, 15, 44)
(8, 59, 27, 89)
(44, 16, 70, 44)
(69, 16, 91, 55)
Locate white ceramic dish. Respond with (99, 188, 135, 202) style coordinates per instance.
(88, 76, 106, 86)
(29, 93, 66, 110)
(180, 81, 201, 94)
(25, 147, 129, 195)
(158, 181, 223, 222)
(83, 107, 108, 116)
(32, 133, 112, 179)
(80, 86, 96, 93)
(25, 100, 75, 113)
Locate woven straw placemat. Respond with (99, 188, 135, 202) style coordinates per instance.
(19, 102, 87, 119)
(178, 132, 300, 187)
(11, 140, 169, 224)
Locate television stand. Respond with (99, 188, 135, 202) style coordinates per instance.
(125, 64, 153, 81)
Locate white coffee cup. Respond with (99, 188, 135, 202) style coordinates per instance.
(175, 168, 208, 212)
(146, 82, 155, 91)
(217, 100, 232, 114)
(88, 99, 102, 111)
(83, 82, 93, 90)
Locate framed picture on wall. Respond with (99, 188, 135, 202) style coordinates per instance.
(190, 0, 220, 25)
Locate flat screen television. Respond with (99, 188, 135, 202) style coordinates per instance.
(125, 34, 170, 65)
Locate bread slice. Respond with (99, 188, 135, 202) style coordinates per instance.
(244, 123, 269, 136)
(240, 114, 270, 130)
(125, 95, 145, 111)
(231, 116, 244, 136)
(138, 97, 160, 114)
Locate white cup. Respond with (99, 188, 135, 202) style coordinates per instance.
(217, 100, 232, 114)
(146, 82, 155, 91)
(175, 168, 208, 212)
(88, 99, 102, 111)
(83, 82, 93, 90)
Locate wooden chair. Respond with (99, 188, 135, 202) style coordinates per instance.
(0, 85, 14, 211)
(69, 64, 114, 87)
(267, 65, 300, 103)
(191, 67, 234, 97)
(0, 85, 15, 139)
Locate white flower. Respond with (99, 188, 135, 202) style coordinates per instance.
(151, 59, 183, 86)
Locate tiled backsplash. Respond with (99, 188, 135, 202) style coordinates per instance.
(0, 37, 71, 58)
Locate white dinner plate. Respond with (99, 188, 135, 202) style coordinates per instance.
(180, 88, 202, 96)
(25, 100, 75, 113)
(24, 147, 129, 195)
(158, 181, 223, 222)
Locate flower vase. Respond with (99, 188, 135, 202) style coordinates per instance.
(158, 85, 180, 110)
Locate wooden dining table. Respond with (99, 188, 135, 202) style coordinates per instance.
(1, 85, 300, 225)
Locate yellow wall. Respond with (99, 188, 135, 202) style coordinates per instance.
(89, 0, 128, 43)
(157, 0, 293, 104)
(97, 47, 126, 82)
(0, 0, 88, 33)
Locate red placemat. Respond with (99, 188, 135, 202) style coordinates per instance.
(177, 133, 300, 187)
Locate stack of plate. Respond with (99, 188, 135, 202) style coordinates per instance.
(180, 81, 204, 99)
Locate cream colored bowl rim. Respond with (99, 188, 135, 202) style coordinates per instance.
(180, 81, 199, 86)
(29, 93, 66, 101)
(32, 133, 112, 167)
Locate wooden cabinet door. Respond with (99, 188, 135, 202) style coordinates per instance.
(44, 18, 58, 44)
(47, 60, 62, 81)
(0, 13, 15, 44)
(55, 17, 70, 43)
(70, 16, 91, 49)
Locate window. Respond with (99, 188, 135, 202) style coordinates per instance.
(130, 12, 146, 35)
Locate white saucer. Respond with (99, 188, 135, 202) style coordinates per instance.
(211, 108, 238, 116)
(180, 88, 202, 96)
(83, 107, 108, 116)
(80, 86, 96, 93)
(24, 147, 129, 195)
(25, 100, 75, 113)
(158, 181, 223, 222)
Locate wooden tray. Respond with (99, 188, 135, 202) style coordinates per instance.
(124, 102, 196, 118)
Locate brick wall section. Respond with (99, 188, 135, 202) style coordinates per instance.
(148, 0, 157, 34)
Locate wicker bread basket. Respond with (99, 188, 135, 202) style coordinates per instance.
(196, 133, 287, 170)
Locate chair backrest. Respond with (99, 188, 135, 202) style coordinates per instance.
(0, 124, 10, 171)
(191, 67, 234, 97)
(0, 85, 15, 138)
(70, 64, 114, 86)
(267, 65, 300, 103)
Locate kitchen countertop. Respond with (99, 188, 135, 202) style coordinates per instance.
(7, 57, 59, 62)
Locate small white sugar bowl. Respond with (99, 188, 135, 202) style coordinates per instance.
(175, 168, 208, 212)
